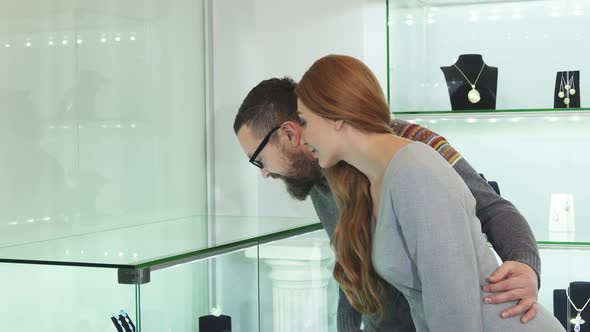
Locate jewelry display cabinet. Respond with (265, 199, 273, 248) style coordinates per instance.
(0, 215, 333, 332)
(387, 0, 588, 112)
(387, 0, 590, 316)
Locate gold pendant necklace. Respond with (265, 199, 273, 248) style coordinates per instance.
(453, 63, 486, 104)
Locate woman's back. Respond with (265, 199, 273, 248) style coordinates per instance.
(372, 141, 564, 332)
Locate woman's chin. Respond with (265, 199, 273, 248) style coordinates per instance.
(318, 157, 335, 169)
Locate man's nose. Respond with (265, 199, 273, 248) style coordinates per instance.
(260, 168, 271, 178)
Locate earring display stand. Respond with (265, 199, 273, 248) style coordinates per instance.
(554, 71, 581, 109)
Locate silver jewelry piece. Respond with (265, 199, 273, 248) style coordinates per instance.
(558, 72, 577, 107)
(567, 287, 590, 332)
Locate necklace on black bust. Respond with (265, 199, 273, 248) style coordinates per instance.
(453, 62, 486, 104)
(567, 287, 590, 332)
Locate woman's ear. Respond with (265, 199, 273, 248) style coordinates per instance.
(334, 119, 344, 131)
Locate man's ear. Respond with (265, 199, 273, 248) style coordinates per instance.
(281, 121, 302, 146)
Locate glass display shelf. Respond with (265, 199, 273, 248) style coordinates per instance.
(391, 108, 590, 245)
(387, 0, 590, 112)
(393, 108, 590, 118)
(0, 215, 322, 283)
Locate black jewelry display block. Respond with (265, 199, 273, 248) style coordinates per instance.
(441, 54, 498, 111)
(554, 71, 581, 108)
(553, 281, 590, 332)
(199, 314, 232, 332)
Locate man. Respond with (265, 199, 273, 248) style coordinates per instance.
(234, 77, 541, 332)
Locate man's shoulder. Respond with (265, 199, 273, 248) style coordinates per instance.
(391, 119, 462, 166)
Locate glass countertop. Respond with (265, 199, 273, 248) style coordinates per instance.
(0, 215, 322, 269)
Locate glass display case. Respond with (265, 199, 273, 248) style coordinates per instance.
(387, 0, 590, 310)
(387, 0, 589, 112)
(0, 215, 330, 331)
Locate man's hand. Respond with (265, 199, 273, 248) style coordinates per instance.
(482, 261, 539, 323)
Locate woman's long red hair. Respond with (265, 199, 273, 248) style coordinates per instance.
(295, 55, 392, 317)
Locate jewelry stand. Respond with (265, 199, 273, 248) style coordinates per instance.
(441, 54, 498, 110)
(199, 314, 232, 332)
(554, 289, 569, 329)
(554, 71, 581, 109)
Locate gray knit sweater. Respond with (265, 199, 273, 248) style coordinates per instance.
(308, 120, 540, 332)
(370, 142, 562, 331)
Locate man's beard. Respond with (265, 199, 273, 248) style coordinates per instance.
(273, 150, 323, 201)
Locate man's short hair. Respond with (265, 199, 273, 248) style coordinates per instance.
(233, 77, 299, 138)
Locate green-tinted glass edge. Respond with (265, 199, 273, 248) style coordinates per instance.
(386, 0, 391, 105)
(537, 241, 590, 247)
(134, 223, 323, 269)
(393, 107, 590, 117)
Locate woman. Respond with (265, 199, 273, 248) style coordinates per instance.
(294, 54, 564, 331)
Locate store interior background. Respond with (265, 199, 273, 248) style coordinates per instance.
(0, 0, 589, 330)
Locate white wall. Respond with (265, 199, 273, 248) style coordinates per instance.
(211, 0, 387, 218)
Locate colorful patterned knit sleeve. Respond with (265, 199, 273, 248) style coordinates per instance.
(391, 119, 462, 166)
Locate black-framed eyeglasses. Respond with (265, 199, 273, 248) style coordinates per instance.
(249, 125, 282, 169)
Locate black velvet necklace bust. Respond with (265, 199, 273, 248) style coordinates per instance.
(441, 54, 498, 110)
